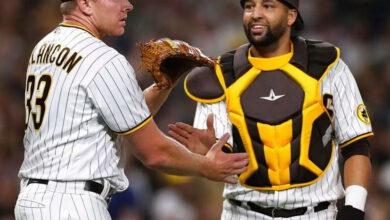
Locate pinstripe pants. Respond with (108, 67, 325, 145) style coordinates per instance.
(221, 200, 337, 220)
(14, 179, 112, 220)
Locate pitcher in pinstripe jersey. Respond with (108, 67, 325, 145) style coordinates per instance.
(169, 0, 373, 219)
(15, 0, 250, 219)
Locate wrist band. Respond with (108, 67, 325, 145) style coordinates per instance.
(345, 185, 367, 211)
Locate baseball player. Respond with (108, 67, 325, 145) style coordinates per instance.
(14, 0, 249, 219)
(169, 0, 373, 219)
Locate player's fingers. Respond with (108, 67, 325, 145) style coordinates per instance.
(223, 175, 239, 184)
(167, 130, 188, 145)
(233, 166, 248, 174)
(168, 124, 191, 137)
(227, 152, 249, 162)
(206, 113, 215, 132)
(211, 133, 229, 151)
(229, 162, 249, 174)
(232, 158, 249, 168)
(174, 122, 194, 134)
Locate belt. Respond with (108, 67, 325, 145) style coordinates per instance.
(27, 178, 112, 202)
(228, 199, 330, 218)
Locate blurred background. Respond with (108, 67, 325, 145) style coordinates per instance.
(0, 0, 389, 219)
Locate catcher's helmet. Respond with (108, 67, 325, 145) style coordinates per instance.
(240, 0, 304, 31)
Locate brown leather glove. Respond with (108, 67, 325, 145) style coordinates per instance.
(138, 38, 215, 89)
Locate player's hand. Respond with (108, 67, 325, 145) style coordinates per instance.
(336, 205, 364, 220)
(168, 113, 216, 155)
(203, 133, 248, 184)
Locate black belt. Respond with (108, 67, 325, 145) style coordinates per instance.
(228, 199, 330, 218)
(27, 179, 105, 196)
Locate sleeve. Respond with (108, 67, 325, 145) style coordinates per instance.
(193, 101, 233, 146)
(87, 55, 152, 134)
(323, 59, 373, 148)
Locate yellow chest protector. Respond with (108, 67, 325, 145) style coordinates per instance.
(185, 37, 340, 190)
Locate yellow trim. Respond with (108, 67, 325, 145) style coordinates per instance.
(300, 103, 326, 175)
(319, 47, 340, 125)
(222, 144, 233, 153)
(234, 60, 335, 190)
(183, 76, 225, 104)
(281, 64, 319, 109)
(248, 43, 293, 71)
(229, 113, 259, 183)
(340, 132, 374, 148)
(225, 67, 264, 184)
(258, 120, 292, 186)
(60, 22, 99, 38)
(215, 60, 227, 91)
(281, 64, 332, 176)
(118, 116, 153, 135)
(223, 142, 233, 148)
(239, 141, 336, 191)
(217, 43, 340, 191)
(356, 104, 371, 124)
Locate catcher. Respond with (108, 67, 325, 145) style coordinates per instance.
(163, 0, 373, 220)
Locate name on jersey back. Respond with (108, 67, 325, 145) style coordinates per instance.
(29, 43, 83, 74)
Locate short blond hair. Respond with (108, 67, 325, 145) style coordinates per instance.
(60, 1, 77, 15)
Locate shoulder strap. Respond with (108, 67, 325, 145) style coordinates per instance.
(291, 37, 340, 80)
(219, 44, 252, 87)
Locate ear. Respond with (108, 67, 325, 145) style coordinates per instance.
(76, 0, 94, 15)
(287, 9, 298, 27)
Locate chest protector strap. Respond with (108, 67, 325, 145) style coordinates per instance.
(216, 37, 340, 191)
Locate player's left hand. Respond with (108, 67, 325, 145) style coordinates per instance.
(336, 205, 365, 220)
(168, 113, 216, 155)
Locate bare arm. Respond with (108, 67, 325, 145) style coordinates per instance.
(124, 119, 248, 183)
(143, 84, 172, 115)
(343, 155, 371, 189)
(335, 154, 371, 219)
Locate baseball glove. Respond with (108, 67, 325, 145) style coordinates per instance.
(138, 38, 216, 89)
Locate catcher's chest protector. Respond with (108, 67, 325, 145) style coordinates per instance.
(186, 37, 340, 191)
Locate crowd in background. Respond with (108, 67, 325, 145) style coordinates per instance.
(0, 0, 389, 219)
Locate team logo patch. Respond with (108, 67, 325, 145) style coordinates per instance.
(357, 104, 371, 124)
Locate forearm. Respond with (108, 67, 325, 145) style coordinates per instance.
(143, 84, 172, 115)
(147, 136, 209, 176)
(343, 155, 371, 211)
(343, 155, 371, 188)
(126, 120, 208, 177)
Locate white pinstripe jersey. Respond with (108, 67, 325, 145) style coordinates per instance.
(193, 59, 373, 208)
(19, 24, 151, 192)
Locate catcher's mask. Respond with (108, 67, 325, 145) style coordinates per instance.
(240, 0, 304, 31)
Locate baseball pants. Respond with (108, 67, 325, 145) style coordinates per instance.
(221, 199, 337, 220)
(15, 179, 112, 220)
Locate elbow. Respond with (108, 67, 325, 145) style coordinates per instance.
(142, 154, 168, 170)
(140, 141, 171, 171)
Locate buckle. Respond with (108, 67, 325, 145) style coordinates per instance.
(271, 207, 278, 218)
(241, 201, 250, 210)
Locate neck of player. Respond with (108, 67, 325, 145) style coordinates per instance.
(62, 16, 102, 39)
(250, 30, 292, 58)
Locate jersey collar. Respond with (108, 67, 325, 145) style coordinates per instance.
(59, 22, 99, 38)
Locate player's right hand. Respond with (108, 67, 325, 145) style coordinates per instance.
(168, 113, 216, 155)
(203, 133, 249, 184)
